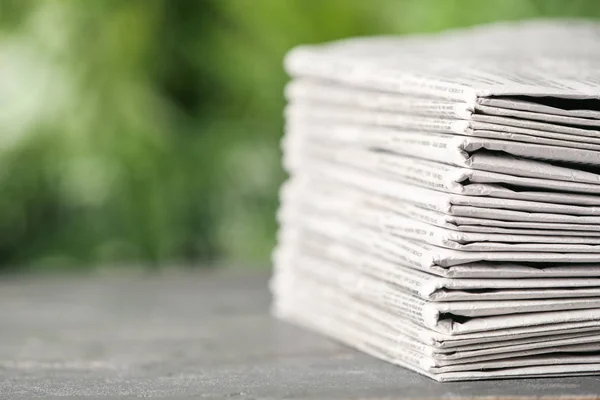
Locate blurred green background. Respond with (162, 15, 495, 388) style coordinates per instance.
(0, 0, 599, 272)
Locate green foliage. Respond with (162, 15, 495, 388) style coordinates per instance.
(0, 0, 598, 270)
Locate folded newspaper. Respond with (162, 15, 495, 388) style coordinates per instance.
(271, 20, 600, 382)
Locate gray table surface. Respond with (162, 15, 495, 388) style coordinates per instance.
(1, 269, 599, 399)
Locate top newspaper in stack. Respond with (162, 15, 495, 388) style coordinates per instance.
(285, 20, 600, 101)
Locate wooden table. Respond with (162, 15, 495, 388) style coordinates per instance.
(1, 270, 599, 399)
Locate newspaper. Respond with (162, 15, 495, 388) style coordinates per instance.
(279, 226, 600, 279)
(287, 79, 600, 126)
(274, 288, 600, 381)
(272, 268, 600, 338)
(275, 241, 600, 301)
(272, 275, 600, 349)
(287, 80, 600, 129)
(281, 198, 600, 251)
(280, 182, 600, 245)
(285, 79, 474, 119)
(286, 103, 600, 150)
(274, 280, 600, 364)
(275, 20, 600, 381)
(281, 176, 600, 235)
(446, 215, 600, 233)
(283, 180, 600, 236)
(273, 268, 600, 380)
(284, 20, 600, 102)
(277, 219, 600, 267)
(282, 164, 600, 220)
(281, 225, 600, 280)
(474, 105, 600, 127)
(283, 137, 600, 203)
(477, 97, 600, 120)
(278, 254, 600, 319)
(273, 272, 600, 380)
(285, 121, 600, 181)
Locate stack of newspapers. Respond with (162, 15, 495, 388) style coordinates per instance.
(271, 20, 600, 381)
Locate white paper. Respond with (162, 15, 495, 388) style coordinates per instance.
(284, 137, 600, 204)
(284, 20, 600, 103)
(275, 240, 600, 302)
